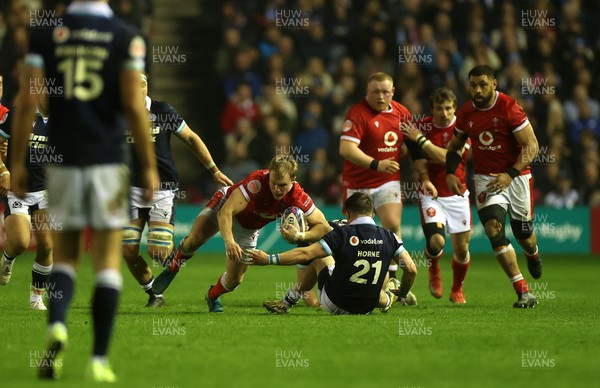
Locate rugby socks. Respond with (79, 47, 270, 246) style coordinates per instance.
(92, 269, 122, 357)
(425, 246, 443, 274)
(2, 252, 16, 262)
(283, 289, 302, 307)
(524, 245, 540, 261)
(48, 263, 76, 325)
(510, 273, 529, 295)
(168, 238, 193, 274)
(32, 262, 52, 290)
(208, 273, 231, 300)
(451, 253, 470, 292)
(142, 277, 156, 295)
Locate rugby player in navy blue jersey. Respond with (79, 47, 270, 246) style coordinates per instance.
(249, 192, 417, 315)
(123, 74, 233, 308)
(10, 0, 158, 382)
(0, 94, 54, 311)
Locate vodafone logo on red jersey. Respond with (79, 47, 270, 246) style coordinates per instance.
(478, 130, 503, 151)
(479, 131, 494, 145)
(383, 131, 398, 146)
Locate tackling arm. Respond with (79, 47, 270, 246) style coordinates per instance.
(249, 242, 328, 266)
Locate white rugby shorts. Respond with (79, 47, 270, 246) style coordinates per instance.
(4, 190, 48, 222)
(199, 187, 259, 264)
(418, 192, 471, 234)
(474, 173, 534, 221)
(345, 181, 402, 209)
(130, 186, 175, 224)
(46, 164, 129, 230)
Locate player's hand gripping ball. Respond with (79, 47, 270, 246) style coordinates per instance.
(280, 206, 307, 244)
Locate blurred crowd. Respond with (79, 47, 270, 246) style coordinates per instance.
(1, 0, 599, 208)
(214, 0, 600, 208)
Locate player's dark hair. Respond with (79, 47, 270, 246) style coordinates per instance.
(429, 87, 457, 109)
(345, 192, 374, 218)
(468, 65, 495, 80)
(269, 155, 298, 179)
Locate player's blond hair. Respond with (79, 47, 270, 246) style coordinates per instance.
(269, 156, 298, 179)
(367, 72, 394, 85)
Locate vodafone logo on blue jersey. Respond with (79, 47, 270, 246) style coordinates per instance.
(349, 236, 359, 246)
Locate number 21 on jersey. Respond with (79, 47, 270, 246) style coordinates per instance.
(350, 259, 382, 284)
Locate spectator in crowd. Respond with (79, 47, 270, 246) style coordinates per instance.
(220, 83, 262, 135)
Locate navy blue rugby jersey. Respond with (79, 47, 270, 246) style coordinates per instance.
(319, 217, 404, 314)
(128, 97, 184, 189)
(24, 2, 145, 166)
(1, 109, 49, 192)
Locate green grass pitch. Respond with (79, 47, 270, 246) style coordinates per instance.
(1, 252, 598, 388)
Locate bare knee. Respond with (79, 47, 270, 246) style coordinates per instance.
(6, 235, 29, 256)
(122, 244, 141, 263)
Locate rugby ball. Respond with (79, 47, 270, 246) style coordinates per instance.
(280, 206, 307, 244)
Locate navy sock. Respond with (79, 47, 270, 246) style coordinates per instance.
(92, 270, 122, 357)
(47, 265, 76, 324)
(32, 262, 52, 289)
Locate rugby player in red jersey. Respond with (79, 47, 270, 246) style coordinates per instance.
(402, 87, 472, 304)
(340, 72, 428, 278)
(446, 65, 542, 308)
(152, 156, 330, 312)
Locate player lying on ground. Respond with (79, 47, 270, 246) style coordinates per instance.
(249, 192, 417, 315)
(262, 219, 417, 314)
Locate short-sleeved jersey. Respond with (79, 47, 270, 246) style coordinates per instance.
(24, 2, 145, 166)
(341, 99, 412, 189)
(227, 170, 316, 230)
(319, 217, 404, 314)
(1, 109, 49, 192)
(415, 116, 470, 197)
(129, 97, 184, 188)
(455, 92, 530, 175)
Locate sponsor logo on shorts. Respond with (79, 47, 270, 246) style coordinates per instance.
(426, 207, 436, 217)
(12, 201, 22, 209)
(478, 192, 487, 203)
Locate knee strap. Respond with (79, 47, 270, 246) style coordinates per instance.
(122, 226, 142, 245)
